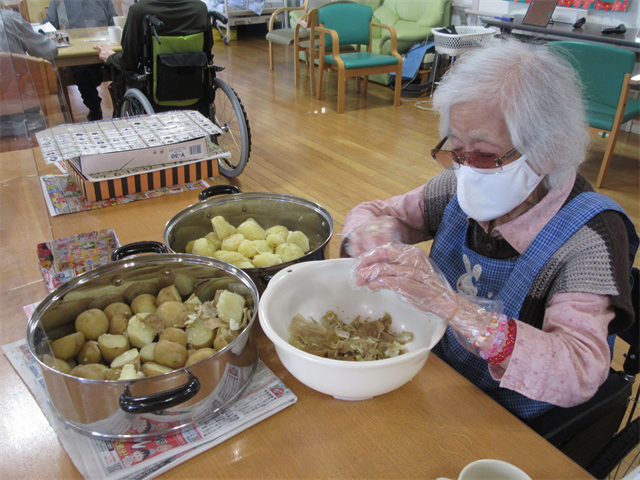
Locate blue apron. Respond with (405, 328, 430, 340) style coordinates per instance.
(430, 191, 639, 419)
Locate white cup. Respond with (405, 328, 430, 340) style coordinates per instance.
(438, 459, 532, 480)
(108, 26, 122, 46)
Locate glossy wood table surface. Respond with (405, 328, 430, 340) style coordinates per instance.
(0, 147, 593, 480)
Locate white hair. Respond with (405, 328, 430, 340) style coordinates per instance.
(432, 37, 590, 189)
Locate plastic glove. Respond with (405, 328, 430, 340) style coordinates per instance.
(351, 244, 503, 355)
(343, 216, 404, 258)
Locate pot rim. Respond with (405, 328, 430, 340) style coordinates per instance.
(27, 253, 260, 383)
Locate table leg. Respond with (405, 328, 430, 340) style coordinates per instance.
(57, 67, 75, 123)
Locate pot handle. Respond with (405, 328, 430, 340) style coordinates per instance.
(199, 184, 241, 202)
(119, 371, 201, 414)
(111, 241, 169, 261)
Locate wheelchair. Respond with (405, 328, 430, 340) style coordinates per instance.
(111, 11, 251, 178)
(525, 267, 639, 479)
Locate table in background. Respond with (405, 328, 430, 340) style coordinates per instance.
(54, 27, 122, 122)
(482, 15, 640, 52)
(0, 147, 595, 480)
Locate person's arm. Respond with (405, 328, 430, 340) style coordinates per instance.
(102, 4, 142, 71)
(44, 0, 59, 29)
(6, 12, 58, 62)
(489, 292, 613, 407)
(105, 0, 118, 26)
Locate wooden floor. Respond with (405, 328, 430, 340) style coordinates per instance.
(2, 28, 639, 478)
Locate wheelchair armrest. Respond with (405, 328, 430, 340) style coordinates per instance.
(525, 371, 633, 467)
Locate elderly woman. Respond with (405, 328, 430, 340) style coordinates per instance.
(342, 38, 638, 419)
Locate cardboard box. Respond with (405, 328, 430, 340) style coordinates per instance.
(36, 111, 222, 175)
(68, 155, 220, 203)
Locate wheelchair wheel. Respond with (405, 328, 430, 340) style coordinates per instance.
(121, 88, 155, 117)
(587, 417, 639, 479)
(209, 78, 251, 178)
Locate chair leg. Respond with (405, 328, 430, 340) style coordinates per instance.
(337, 68, 346, 114)
(294, 42, 300, 86)
(393, 66, 402, 107)
(317, 60, 325, 100)
(362, 75, 369, 95)
(356, 75, 361, 93)
(269, 41, 274, 71)
(309, 52, 316, 97)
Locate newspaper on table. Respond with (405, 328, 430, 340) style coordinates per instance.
(4, 303, 297, 480)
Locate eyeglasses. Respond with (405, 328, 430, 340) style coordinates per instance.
(430, 136, 519, 172)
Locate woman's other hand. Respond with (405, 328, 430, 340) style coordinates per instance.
(94, 44, 116, 63)
(343, 216, 404, 257)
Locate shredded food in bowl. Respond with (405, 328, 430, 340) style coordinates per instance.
(288, 311, 414, 361)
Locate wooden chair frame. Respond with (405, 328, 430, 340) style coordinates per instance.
(591, 73, 640, 188)
(267, 0, 307, 71)
(315, 20, 402, 114)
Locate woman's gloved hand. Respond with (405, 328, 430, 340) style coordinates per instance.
(351, 244, 500, 350)
(343, 216, 404, 258)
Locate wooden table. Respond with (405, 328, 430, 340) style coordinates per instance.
(0, 147, 593, 480)
(54, 27, 122, 122)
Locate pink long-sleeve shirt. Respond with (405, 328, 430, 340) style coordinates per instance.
(341, 173, 613, 408)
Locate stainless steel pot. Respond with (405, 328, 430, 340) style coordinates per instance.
(26, 253, 259, 440)
(163, 185, 334, 292)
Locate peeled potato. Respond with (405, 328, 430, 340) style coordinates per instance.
(75, 309, 109, 341)
(51, 331, 85, 360)
(140, 342, 156, 363)
(131, 294, 158, 314)
(185, 240, 195, 253)
(204, 232, 221, 251)
(253, 240, 273, 254)
(154, 340, 187, 369)
(110, 348, 140, 369)
(213, 250, 251, 268)
(252, 252, 282, 267)
(216, 290, 246, 325)
(237, 239, 258, 259)
(98, 334, 130, 363)
(185, 347, 217, 366)
(77, 340, 102, 365)
(192, 238, 216, 257)
(119, 364, 139, 380)
(127, 314, 157, 348)
(286, 231, 310, 253)
(184, 294, 202, 313)
(157, 285, 182, 305)
(221, 233, 246, 252)
(185, 323, 214, 349)
(265, 225, 289, 238)
(275, 242, 305, 262)
(211, 216, 236, 240)
(70, 363, 108, 380)
(266, 232, 287, 248)
(237, 218, 266, 241)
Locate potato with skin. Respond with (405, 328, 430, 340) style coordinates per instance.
(42, 354, 72, 374)
(103, 302, 133, 320)
(184, 294, 202, 313)
(109, 313, 130, 335)
(88, 294, 125, 311)
(104, 367, 123, 380)
(75, 309, 109, 341)
(123, 282, 160, 305)
(185, 348, 217, 366)
(98, 334, 130, 363)
(174, 273, 195, 297)
(141, 312, 164, 334)
(211, 216, 236, 240)
(140, 343, 156, 363)
(159, 327, 188, 347)
(237, 218, 266, 241)
(77, 340, 102, 365)
(51, 331, 85, 360)
(191, 238, 216, 257)
(154, 340, 188, 369)
(156, 301, 189, 329)
(157, 285, 182, 305)
(141, 362, 173, 377)
(131, 294, 158, 314)
(70, 363, 109, 380)
(127, 314, 157, 348)
(221, 233, 246, 252)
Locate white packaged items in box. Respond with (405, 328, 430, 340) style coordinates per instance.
(35, 111, 224, 175)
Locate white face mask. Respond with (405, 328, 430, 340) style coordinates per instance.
(454, 155, 543, 222)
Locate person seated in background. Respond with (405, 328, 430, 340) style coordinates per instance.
(93, 0, 208, 74)
(0, 8, 58, 62)
(342, 38, 638, 420)
(45, 0, 118, 121)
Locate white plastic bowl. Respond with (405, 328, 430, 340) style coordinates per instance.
(259, 258, 447, 400)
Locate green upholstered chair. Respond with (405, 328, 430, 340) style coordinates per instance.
(315, 2, 402, 113)
(548, 41, 640, 188)
(266, 0, 309, 70)
(369, 0, 452, 86)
